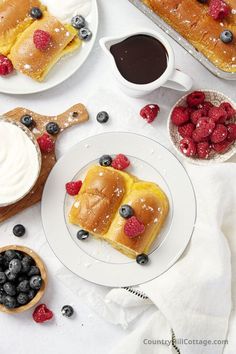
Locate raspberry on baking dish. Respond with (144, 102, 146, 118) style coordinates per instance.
(37, 133, 54, 153)
(208, 106, 228, 123)
(199, 101, 214, 115)
(190, 109, 205, 125)
(65, 181, 82, 196)
(186, 91, 205, 107)
(192, 129, 208, 143)
(178, 122, 195, 138)
(33, 30, 52, 50)
(111, 154, 130, 170)
(197, 142, 210, 159)
(227, 123, 236, 142)
(33, 304, 53, 323)
(180, 137, 197, 157)
(140, 104, 160, 123)
(210, 124, 228, 143)
(196, 117, 215, 138)
(219, 102, 235, 119)
(171, 106, 189, 126)
(209, 0, 230, 20)
(124, 216, 145, 238)
(0, 55, 14, 76)
(212, 140, 232, 154)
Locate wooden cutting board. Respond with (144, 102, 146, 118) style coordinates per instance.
(0, 104, 89, 223)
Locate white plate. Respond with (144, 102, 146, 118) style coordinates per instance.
(0, 0, 98, 95)
(41, 132, 197, 287)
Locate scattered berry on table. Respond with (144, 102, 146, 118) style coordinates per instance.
(61, 305, 74, 318)
(46, 122, 60, 135)
(71, 15, 86, 29)
(220, 30, 233, 43)
(140, 104, 160, 123)
(180, 137, 197, 157)
(33, 30, 51, 50)
(111, 154, 130, 170)
(79, 27, 92, 41)
(187, 91, 205, 107)
(33, 304, 53, 323)
(37, 133, 54, 153)
(171, 106, 189, 126)
(209, 0, 230, 20)
(13, 224, 26, 237)
(77, 229, 89, 240)
(20, 115, 35, 128)
(210, 124, 227, 143)
(99, 155, 113, 167)
(124, 216, 145, 238)
(30, 7, 43, 19)
(0, 55, 14, 76)
(136, 254, 149, 265)
(119, 205, 134, 219)
(65, 181, 82, 196)
(96, 111, 109, 124)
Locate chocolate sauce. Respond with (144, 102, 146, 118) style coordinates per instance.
(110, 35, 168, 85)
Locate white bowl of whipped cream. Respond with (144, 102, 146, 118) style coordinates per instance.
(0, 118, 42, 207)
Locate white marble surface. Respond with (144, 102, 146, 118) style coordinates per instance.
(0, 1, 235, 353)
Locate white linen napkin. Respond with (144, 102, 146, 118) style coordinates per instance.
(56, 89, 234, 354)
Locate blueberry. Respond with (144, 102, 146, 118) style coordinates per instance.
(9, 259, 22, 274)
(15, 251, 23, 260)
(17, 280, 30, 293)
(0, 289, 6, 304)
(30, 7, 43, 19)
(28, 266, 40, 277)
(5, 269, 17, 281)
(79, 27, 92, 41)
(220, 30, 233, 43)
(20, 115, 35, 128)
(99, 155, 112, 167)
(13, 224, 26, 237)
(17, 293, 29, 305)
(0, 272, 6, 285)
(3, 282, 16, 296)
(96, 111, 109, 124)
(0, 253, 4, 265)
(136, 254, 149, 265)
(4, 295, 16, 309)
(119, 205, 134, 219)
(21, 256, 34, 273)
(28, 289, 36, 301)
(77, 229, 89, 241)
(46, 122, 60, 135)
(4, 250, 17, 262)
(61, 305, 74, 318)
(30, 275, 42, 290)
(71, 15, 86, 29)
(17, 275, 27, 283)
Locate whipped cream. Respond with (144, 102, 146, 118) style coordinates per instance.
(41, 0, 92, 23)
(0, 121, 40, 206)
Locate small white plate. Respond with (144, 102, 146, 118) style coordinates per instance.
(41, 132, 197, 287)
(0, 0, 98, 95)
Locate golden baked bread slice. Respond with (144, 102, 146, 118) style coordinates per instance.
(9, 12, 81, 81)
(0, 0, 44, 55)
(143, 0, 236, 73)
(69, 165, 169, 259)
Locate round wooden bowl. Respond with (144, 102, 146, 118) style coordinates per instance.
(0, 245, 47, 314)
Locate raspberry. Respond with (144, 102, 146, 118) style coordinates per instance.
(198, 101, 214, 115)
(33, 30, 52, 50)
(171, 107, 189, 126)
(191, 109, 205, 125)
(140, 104, 160, 123)
(185, 107, 195, 118)
(192, 129, 209, 143)
(66, 181, 82, 196)
(210, 124, 227, 143)
(219, 102, 235, 119)
(208, 106, 227, 123)
(212, 140, 232, 154)
(187, 91, 205, 107)
(111, 154, 130, 170)
(178, 122, 195, 138)
(197, 142, 210, 159)
(227, 123, 236, 142)
(196, 117, 215, 138)
(124, 216, 145, 238)
(33, 304, 53, 323)
(180, 137, 197, 157)
(209, 0, 230, 20)
(0, 55, 14, 76)
(37, 133, 54, 153)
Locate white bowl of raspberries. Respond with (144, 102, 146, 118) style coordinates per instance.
(168, 90, 236, 164)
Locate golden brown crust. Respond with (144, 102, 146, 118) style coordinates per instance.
(144, 0, 236, 73)
(9, 12, 80, 81)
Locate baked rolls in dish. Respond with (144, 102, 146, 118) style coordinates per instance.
(69, 165, 169, 259)
(9, 12, 81, 81)
(0, 0, 44, 55)
(143, 0, 236, 73)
